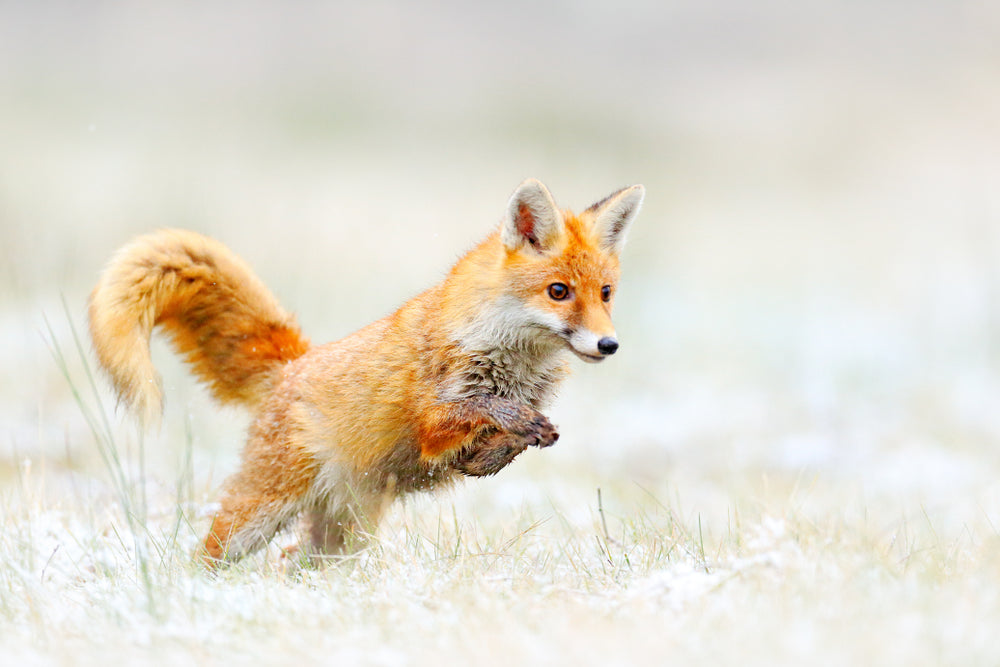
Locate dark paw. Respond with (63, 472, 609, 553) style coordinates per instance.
(520, 412, 559, 449)
(475, 396, 559, 448)
(454, 435, 528, 477)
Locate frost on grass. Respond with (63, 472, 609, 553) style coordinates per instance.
(2, 425, 1000, 667)
(8, 296, 1000, 666)
(625, 515, 793, 613)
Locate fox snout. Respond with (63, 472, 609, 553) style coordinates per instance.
(567, 329, 620, 363)
(597, 337, 619, 355)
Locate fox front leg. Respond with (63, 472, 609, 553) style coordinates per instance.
(453, 430, 534, 477)
(462, 393, 560, 448)
(450, 397, 560, 477)
(418, 394, 559, 464)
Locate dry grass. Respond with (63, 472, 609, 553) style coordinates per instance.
(3, 309, 998, 665)
(3, 434, 999, 665)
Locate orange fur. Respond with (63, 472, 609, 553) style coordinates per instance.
(88, 179, 644, 567)
(88, 229, 309, 423)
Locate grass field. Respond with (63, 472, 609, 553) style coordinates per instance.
(3, 2, 1000, 664)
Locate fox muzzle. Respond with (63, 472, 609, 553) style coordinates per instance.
(597, 337, 619, 356)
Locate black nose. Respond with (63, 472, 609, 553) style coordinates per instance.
(597, 337, 619, 355)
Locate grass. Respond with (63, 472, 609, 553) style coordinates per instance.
(2, 319, 998, 665)
(0, 311, 992, 666)
(3, 458, 997, 665)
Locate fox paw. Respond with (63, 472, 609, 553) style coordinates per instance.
(454, 436, 526, 477)
(517, 412, 559, 449)
(474, 396, 559, 448)
(454, 419, 558, 477)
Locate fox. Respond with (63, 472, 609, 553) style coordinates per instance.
(88, 178, 644, 567)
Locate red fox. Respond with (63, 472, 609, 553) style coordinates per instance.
(88, 179, 644, 566)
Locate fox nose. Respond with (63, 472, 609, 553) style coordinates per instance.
(597, 337, 619, 356)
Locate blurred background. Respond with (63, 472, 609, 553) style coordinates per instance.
(2, 0, 999, 526)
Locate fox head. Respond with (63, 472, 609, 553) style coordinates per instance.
(498, 179, 644, 363)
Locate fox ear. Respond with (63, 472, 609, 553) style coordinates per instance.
(502, 179, 563, 253)
(588, 184, 645, 254)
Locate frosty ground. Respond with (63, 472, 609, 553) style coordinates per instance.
(3, 309, 999, 665)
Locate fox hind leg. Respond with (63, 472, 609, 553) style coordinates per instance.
(198, 428, 318, 568)
(300, 489, 389, 564)
(201, 493, 303, 566)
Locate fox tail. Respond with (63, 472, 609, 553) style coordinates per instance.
(88, 229, 310, 424)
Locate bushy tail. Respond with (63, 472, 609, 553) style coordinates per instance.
(88, 229, 310, 424)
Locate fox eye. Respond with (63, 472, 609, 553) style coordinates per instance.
(601, 285, 612, 302)
(547, 283, 570, 301)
